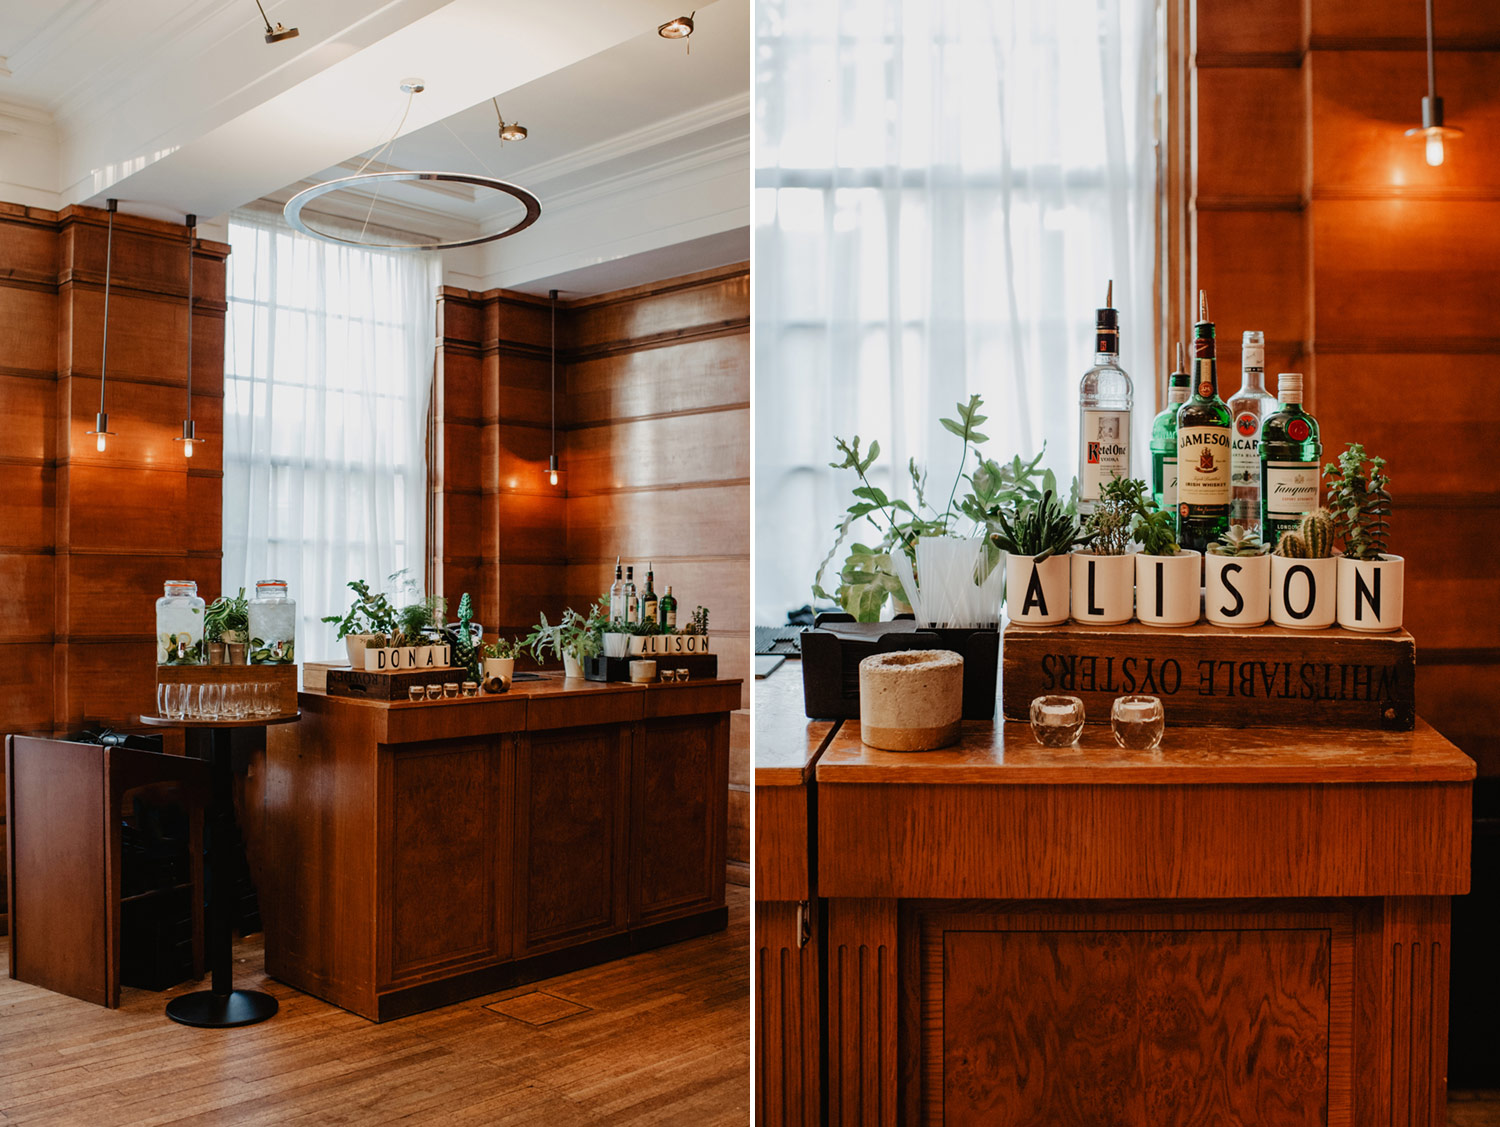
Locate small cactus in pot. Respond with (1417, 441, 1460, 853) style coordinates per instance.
(1274, 509, 1335, 559)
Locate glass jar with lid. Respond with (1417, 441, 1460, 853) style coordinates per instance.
(248, 580, 297, 663)
(156, 580, 205, 665)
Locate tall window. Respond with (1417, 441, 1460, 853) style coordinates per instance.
(755, 0, 1157, 623)
(223, 207, 440, 660)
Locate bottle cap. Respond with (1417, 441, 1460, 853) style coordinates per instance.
(1242, 330, 1265, 370)
(1277, 372, 1304, 401)
(1094, 280, 1119, 352)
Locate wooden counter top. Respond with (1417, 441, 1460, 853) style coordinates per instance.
(817, 717, 1475, 785)
(752, 661, 837, 786)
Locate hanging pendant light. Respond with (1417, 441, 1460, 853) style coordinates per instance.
(658, 12, 695, 40)
(547, 289, 561, 487)
(86, 199, 119, 454)
(493, 98, 528, 144)
(1405, 0, 1462, 166)
(174, 214, 201, 459)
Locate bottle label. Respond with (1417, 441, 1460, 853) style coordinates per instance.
(1264, 460, 1320, 517)
(1080, 409, 1129, 502)
(665, 608, 676, 629)
(1231, 411, 1261, 484)
(1163, 456, 1178, 510)
(1177, 425, 1230, 503)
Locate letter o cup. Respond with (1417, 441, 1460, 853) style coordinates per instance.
(1270, 555, 1337, 629)
(1005, 554, 1071, 626)
(1205, 552, 1271, 628)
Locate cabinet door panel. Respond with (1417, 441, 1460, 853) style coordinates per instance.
(631, 715, 728, 924)
(380, 738, 512, 986)
(515, 725, 629, 952)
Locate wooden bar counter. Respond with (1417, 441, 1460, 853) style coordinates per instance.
(756, 657, 1474, 1127)
(263, 674, 739, 1021)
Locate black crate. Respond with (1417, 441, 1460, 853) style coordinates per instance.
(583, 653, 720, 682)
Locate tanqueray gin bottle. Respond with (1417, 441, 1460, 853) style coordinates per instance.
(1150, 343, 1191, 521)
(1077, 281, 1133, 515)
(1259, 372, 1323, 550)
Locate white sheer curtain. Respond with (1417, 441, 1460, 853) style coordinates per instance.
(755, 0, 1157, 623)
(223, 207, 440, 661)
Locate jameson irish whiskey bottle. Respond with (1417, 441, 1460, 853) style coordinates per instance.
(1077, 280, 1134, 515)
(624, 566, 638, 623)
(609, 557, 625, 622)
(1227, 329, 1276, 534)
(641, 563, 658, 624)
(1176, 291, 1231, 553)
(660, 585, 678, 630)
(1150, 343, 1191, 520)
(1259, 372, 1322, 550)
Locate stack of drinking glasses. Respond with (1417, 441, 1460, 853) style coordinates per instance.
(156, 681, 281, 722)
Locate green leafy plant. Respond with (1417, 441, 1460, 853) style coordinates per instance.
(482, 637, 523, 660)
(1082, 491, 1133, 556)
(450, 593, 481, 679)
(1274, 508, 1335, 559)
(321, 579, 398, 640)
(1323, 443, 1392, 561)
(397, 596, 446, 642)
(989, 490, 1090, 562)
(524, 606, 604, 664)
(204, 588, 249, 643)
(1206, 526, 1269, 557)
(813, 395, 1075, 620)
(1100, 477, 1180, 557)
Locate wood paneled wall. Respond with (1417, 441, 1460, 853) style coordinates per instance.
(434, 264, 750, 697)
(1191, 0, 1499, 773)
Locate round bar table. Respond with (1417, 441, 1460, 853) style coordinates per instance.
(141, 711, 299, 1028)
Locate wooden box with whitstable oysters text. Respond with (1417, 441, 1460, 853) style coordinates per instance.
(1002, 619, 1415, 730)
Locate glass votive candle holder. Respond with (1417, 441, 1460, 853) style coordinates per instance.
(1029, 695, 1085, 747)
(1111, 695, 1165, 749)
(676, 668, 690, 681)
(425, 684, 442, 700)
(461, 681, 478, 697)
(408, 685, 425, 702)
(443, 682, 459, 698)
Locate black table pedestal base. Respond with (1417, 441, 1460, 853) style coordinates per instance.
(166, 988, 279, 1028)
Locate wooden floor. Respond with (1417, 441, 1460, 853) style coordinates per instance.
(0, 887, 748, 1126)
(1451, 1093, 1500, 1126)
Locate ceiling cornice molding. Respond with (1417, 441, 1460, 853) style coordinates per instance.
(0, 99, 56, 126)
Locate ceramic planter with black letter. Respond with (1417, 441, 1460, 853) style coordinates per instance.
(990, 489, 1088, 628)
(1270, 508, 1337, 629)
(1071, 487, 1134, 625)
(1136, 549, 1201, 627)
(1325, 442, 1403, 632)
(1204, 526, 1271, 628)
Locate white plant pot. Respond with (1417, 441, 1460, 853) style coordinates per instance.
(1135, 550, 1202, 627)
(563, 653, 584, 679)
(1204, 552, 1272, 628)
(344, 633, 375, 668)
(1271, 555, 1338, 629)
(483, 657, 515, 682)
(364, 645, 425, 672)
(628, 633, 713, 656)
(1005, 554, 1070, 626)
(1069, 553, 1134, 626)
(603, 632, 631, 659)
(1337, 554, 1404, 633)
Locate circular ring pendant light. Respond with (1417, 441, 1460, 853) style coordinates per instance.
(283, 171, 541, 250)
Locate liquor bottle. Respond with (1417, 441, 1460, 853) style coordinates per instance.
(608, 557, 625, 623)
(1077, 280, 1134, 515)
(624, 566, 638, 623)
(641, 563, 658, 624)
(1227, 330, 1277, 534)
(1259, 372, 1322, 550)
(660, 585, 678, 631)
(1150, 343, 1192, 520)
(1175, 291, 1232, 553)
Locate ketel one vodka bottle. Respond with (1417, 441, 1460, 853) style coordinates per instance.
(1077, 280, 1133, 515)
(1259, 372, 1322, 551)
(1227, 330, 1276, 535)
(1176, 291, 1232, 553)
(609, 558, 626, 622)
(1151, 343, 1192, 521)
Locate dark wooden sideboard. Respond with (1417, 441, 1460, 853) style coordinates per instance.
(753, 662, 1474, 1127)
(263, 675, 738, 1021)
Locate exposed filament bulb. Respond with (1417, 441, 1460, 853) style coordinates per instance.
(183, 438, 194, 458)
(96, 433, 107, 453)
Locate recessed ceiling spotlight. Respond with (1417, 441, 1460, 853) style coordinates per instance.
(253, 0, 299, 43)
(492, 99, 528, 143)
(658, 11, 695, 39)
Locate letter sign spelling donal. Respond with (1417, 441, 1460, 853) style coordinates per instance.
(1023, 566, 1049, 617)
(1283, 563, 1315, 621)
(1354, 567, 1380, 621)
(1219, 562, 1245, 617)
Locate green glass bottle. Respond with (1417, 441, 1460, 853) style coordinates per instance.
(660, 585, 678, 631)
(1150, 343, 1192, 522)
(1175, 291, 1232, 553)
(1258, 372, 1322, 550)
(641, 562, 657, 624)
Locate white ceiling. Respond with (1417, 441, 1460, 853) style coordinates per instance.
(0, 0, 748, 294)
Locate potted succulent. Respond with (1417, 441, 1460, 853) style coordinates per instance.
(1204, 526, 1271, 628)
(482, 637, 523, 684)
(1326, 443, 1401, 632)
(322, 579, 399, 667)
(1070, 479, 1136, 625)
(1271, 509, 1337, 628)
(1108, 477, 1198, 627)
(525, 605, 603, 679)
(991, 490, 1089, 626)
(204, 587, 249, 664)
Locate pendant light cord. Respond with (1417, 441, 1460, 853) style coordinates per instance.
(1426, 0, 1437, 101)
(185, 215, 195, 411)
(99, 201, 115, 415)
(550, 291, 557, 460)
